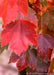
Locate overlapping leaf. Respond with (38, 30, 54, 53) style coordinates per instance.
(37, 57, 50, 73)
(9, 52, 19, 63)
(26, 49, 37, 70)
(37, 34, 54, 60)
(10, 49, 37, 71)
(1, 20, 37, 56)
(0, 0, 28, 26)
(16, 52, 27, 71)
(17, 8, 38, 25)
(16, 50, 37, 71)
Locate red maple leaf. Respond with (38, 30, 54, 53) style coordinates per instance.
(1, 4, 18, 26)
(9, 49, 37, 71)
(0, 0, 28, 26)
(37, 34, 54, 60)
(16, 50, 37, 71)
(1, 20, 38, 56)
(37, 58, 49, 73)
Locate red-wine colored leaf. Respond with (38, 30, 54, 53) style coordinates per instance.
(16, 49, 37, 71)
(37, 58, 49, 73)
(27, 50, 37, 70)
(16, 52, 27, 71)
(37, 34, 54, 60)
(1, 20, 38, 56)
(9, 52, 19, 63)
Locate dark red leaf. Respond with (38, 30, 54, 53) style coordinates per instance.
(16, 52, 27, 71)
(47, 49, 52, 60)
(37, 34, 54, 60)
(27, 50, 37, 70)
(16, 49, 37, 71)
(36, 56, 50, 73)
(37, 60, 49, 73)
(9, 52, 19, 63)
